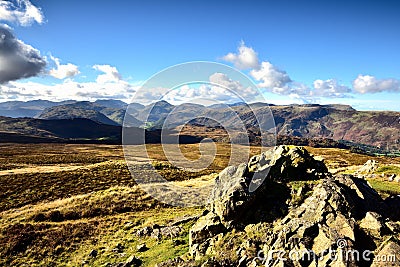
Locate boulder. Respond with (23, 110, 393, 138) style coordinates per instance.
(360, 212, 386, 236)
(248, 145, 328, 182)
(187, 146, 400, 266)
(358, 159, 379, 174)
(189, 212, 225, 247)
(208, 146, 328, 228)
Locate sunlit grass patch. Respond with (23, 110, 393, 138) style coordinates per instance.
(367, 179, 400, 198)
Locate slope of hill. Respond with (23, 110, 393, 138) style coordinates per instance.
(0, 116, 200, 145)
(36, 101, 142, 126)
(0, 116, 122, 142)
(135, 100, 174, 123)
(1, 99, 400, 151)
(182, 103, 400, 151)
(0, 100, 76, 118)
(38, 106, 119, 126)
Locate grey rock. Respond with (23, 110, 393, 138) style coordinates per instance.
(185, 146, 400, 266)
(88, 249, 98, 258)
(136, 243, 148, 252)
(358, 159, 379, 174)
(238, 255, 248, 267)
(360, 212, 386, 236)
(136, 226, 152, 237)
(124, 255, 142, 267)
(112, 243, 125, 253)
(189, 212, 225, 247)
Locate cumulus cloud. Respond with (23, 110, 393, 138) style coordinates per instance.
(162, 84, 239, 104)
(49, 55, 79, 79)
(250, 61, 292, 89)
(159, 73, 259, 104)
(0, 78, 138, 102)
(93, 64, 122, 83)
(209, 72, 258, 98)
(0, 0, 44, 26)
(312, 79, 351, 97)
(0, 24, 46, 83)
(222, 42, 356, 101)
(222, 41, 259, 69)
(352, 75, 400, 94)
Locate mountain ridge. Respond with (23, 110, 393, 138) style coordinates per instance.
(0, 100, 399, 151)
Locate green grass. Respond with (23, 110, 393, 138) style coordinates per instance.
(367, 179, 400, 198)
(375, 165, 400, 175)
(0, 185, 201, 266)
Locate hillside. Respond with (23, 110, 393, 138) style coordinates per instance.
(0, 116, 122, 142)
(38, 106, 119, 126)
(185, 103, 400, 151)
(0, 116, 201, 144)
(0, 144, 400, 266)
(0, 100, 76, 118)
(1, 99, 400, 151)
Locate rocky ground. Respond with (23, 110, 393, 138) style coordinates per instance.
(1, 144, 400, 266)
(159, 146, 400, 266)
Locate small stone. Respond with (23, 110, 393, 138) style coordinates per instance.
(54, 245, 63, 255)
(88, 249, 98, 258)
(136, 226, 152, 237)
(112, 243, 125, 253)
(172, 239, 184, 246)
(136, 243, 148, 252)
(125, 255, 142, 267)
(123, 222, 134, 230)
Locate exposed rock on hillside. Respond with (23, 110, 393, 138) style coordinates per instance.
(357, 159, 379, 175)
(180, 146, 400, 267)
(206, 146, 328, 230)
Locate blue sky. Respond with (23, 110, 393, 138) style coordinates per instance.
(0, 0, 400, 110)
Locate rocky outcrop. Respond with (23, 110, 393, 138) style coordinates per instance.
(186, 146, 400, 267)
(207, 146, 328, 229)
(357, 159, 379, 174)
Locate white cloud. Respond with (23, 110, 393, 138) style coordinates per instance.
(222, 42, 356, 101)
(250, 61, 292, 89)
(49, 55, 79, 79)
(0, 0, 44, 26)
(222, 41, 259, 69)
(162, 84, 239, 104)
(93, 64, 122, 83)
(312, 79, 351, 97)
(0, 77, 139, 102)
(0, 24, 46, 83)
(209, 72, 258, 98)
(352, 75, 400, 93)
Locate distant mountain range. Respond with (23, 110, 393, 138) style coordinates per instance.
(0, 99, 399, 152)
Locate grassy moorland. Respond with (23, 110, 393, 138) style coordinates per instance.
(0, 143, 400, 266)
